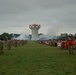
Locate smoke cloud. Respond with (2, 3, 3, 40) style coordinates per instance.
(47, 20, 62, 36)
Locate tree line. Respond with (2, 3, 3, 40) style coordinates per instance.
(0, 32, 76, 40)
(0, 32, 20, 40)
(58, 33, 76, 40)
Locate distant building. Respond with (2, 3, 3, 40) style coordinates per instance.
(29, 24, 41, 40)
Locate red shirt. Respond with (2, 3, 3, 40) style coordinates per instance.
(67, 39, 75, 46)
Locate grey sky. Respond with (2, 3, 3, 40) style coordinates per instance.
(0, 0, 76, 35)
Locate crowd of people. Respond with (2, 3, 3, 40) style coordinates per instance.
(0, 39, 27, 55)
(37, 37, 76, 54)
(0, 37, 76, 55)
(61, 37, 76, 54)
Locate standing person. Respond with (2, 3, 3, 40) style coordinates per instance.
(61, 40, 66, 49)
(14, 40, 18, 47)
(7, 40, 11, 50)
(72, 38, 76, 53)
(0, 40, 4, 54)
(74, 38, 76, 51)
(67, 37, 74, 54)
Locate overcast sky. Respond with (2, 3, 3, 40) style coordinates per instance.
(0, 0, 76, 35)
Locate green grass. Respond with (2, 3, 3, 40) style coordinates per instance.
(0, 41, 76, 75)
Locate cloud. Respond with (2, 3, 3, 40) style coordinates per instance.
(0, 0, 76, 35)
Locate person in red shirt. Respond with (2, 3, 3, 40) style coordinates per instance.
(67, 37, 75, 54)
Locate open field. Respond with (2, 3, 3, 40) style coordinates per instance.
(0, 41, 76, 75)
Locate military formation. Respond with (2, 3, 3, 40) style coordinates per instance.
(0, 39, 27, 55)
(61, 37, 76, 54)
(0, 37, 76, 55)
(37, 37, 76, 54)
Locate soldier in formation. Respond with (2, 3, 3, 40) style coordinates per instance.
(7, 40, 11, 50)
(0, 40, 4, 54)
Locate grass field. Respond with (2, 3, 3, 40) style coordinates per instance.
(0, 41, 76, 75)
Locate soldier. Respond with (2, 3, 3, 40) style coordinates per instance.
(67, 37, 75, 54)
(61, 40, 66, 49)
(14, 40, 18, 47)
(7, 40, 11, 50)
(72, 38, 76, 53)
(0, 40, 4, 54)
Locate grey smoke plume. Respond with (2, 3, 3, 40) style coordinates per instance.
(38, 20, 62, 40)
(38, 34, 58, 40)
(47, 20, 62, 36)
(13, 32, 30, 40)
